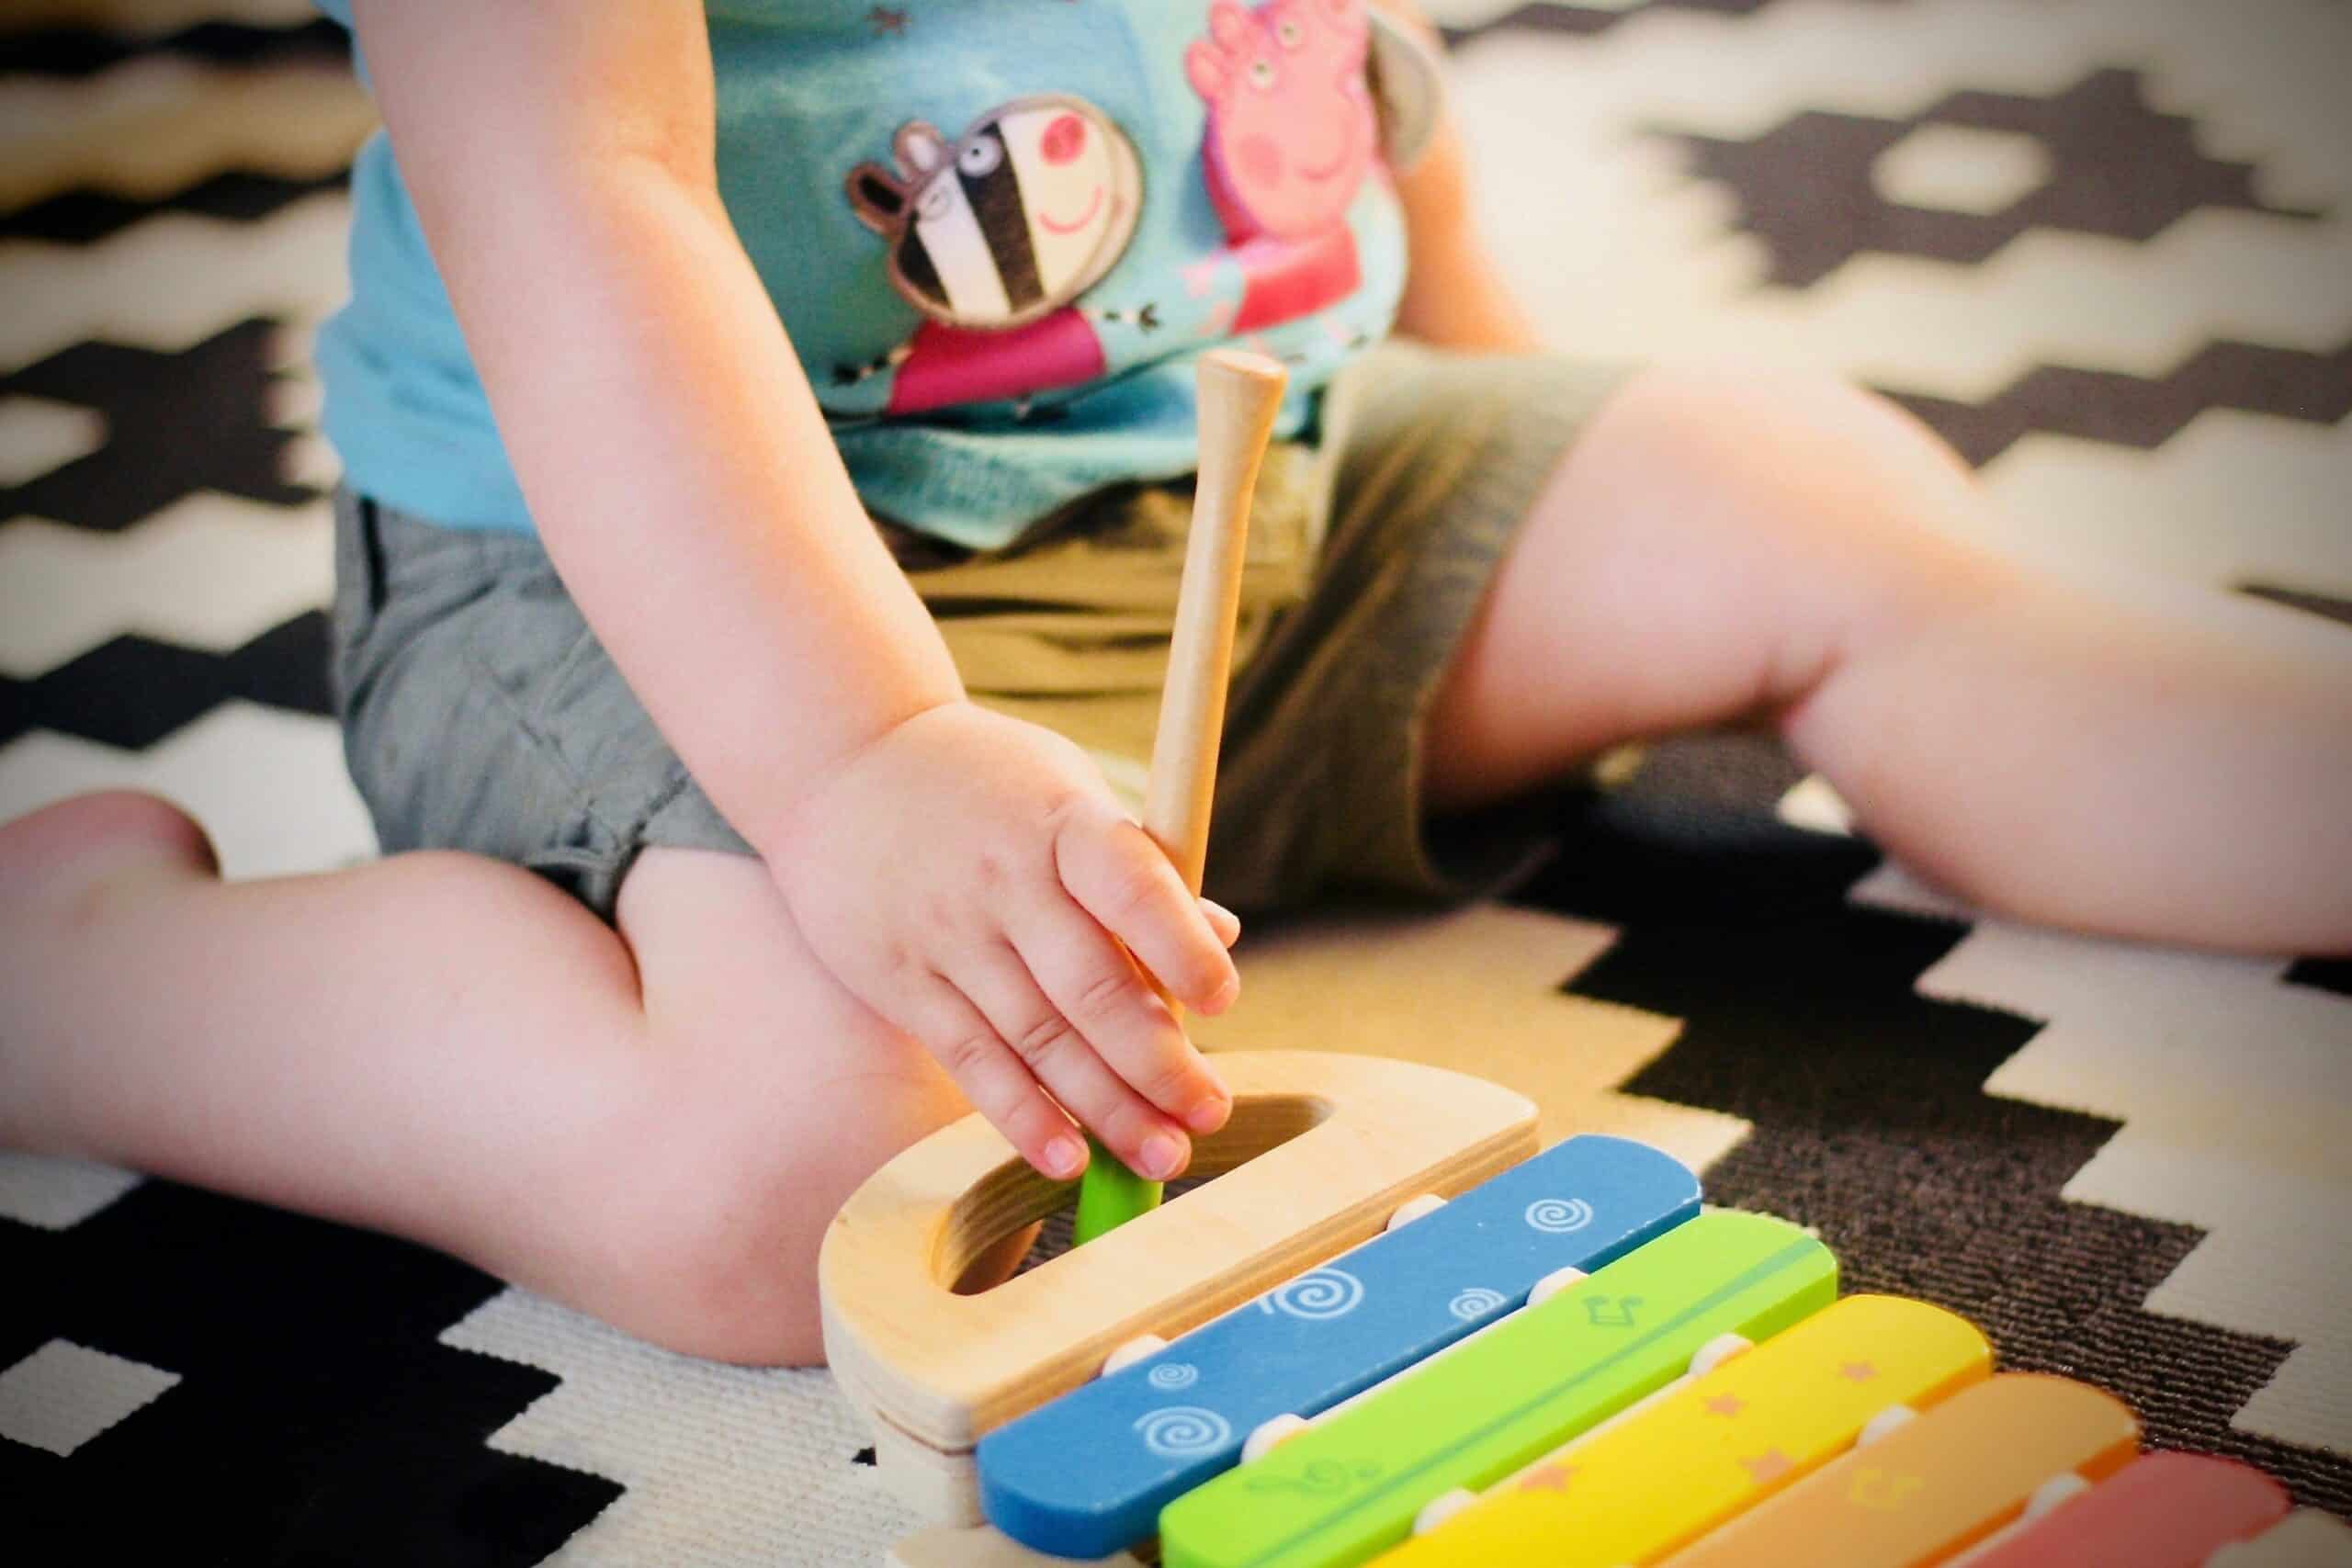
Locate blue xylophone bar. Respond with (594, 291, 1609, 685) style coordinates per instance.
(977, 1134, 1702, 1558)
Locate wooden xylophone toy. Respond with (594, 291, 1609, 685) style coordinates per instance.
(818, 1050, 2352, 1568)
(819, 350, 2346, 1565)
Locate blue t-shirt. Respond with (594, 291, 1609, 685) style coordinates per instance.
(313, 0, 1423, 548)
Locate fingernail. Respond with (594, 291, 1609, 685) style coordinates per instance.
(1200, 896, 1241, 942)
(1184, 1091, 1230, 1134)
(1044, 1134, 1088, 1179)
(1200, 970, 1239, 1014)
(1139, 1133, 1185, 1181)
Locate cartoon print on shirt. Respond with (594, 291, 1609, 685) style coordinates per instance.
(841, 96, 1146, 414)
(1184, 0, 1374, 333)
(847, 96, 1142, 331)
(835, 6, 1397, 421)
(1187, 0, 1375, 243)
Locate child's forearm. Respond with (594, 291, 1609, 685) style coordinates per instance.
(463, 167, 967, 852)
(1390, 160, 1546, 355)
(351, 0, 964, 856)
(1372, 0, 1546, 355)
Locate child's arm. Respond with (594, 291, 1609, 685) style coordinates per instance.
(347, 0, 1235, 1179)
(1372, 0, 1546, 355)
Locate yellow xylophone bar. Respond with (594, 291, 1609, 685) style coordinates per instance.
(1158, 1211, 1830, 1568)
(1372, 1293, 1992, 1567)
(1656, 1373, 2139, 1567)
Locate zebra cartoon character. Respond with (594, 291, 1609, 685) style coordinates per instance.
(842, 96, 1146, 412)
(847, 96, 1143, 331)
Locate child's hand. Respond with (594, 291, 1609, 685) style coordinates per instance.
(768, 701, 1238, 1184)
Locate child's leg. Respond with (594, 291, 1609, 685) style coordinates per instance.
(0, 791, 967, 1364)
(1423, 363, 2352, 953)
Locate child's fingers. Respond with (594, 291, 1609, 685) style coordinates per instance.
(951, 942, 1194, 1180)
(899, 972, 1091, 1180)
(1053, 807, 1239, 1014)
(1010, 897, 1231, 1137)
(1201, 896, 1242, 948)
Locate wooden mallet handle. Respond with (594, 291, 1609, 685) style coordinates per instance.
(1072, 348, 1290, 1245)
(1145, 348, 1291, 896)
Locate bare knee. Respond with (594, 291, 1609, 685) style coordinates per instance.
(1588, 362, 1981, 546)
(1609, 363, 2017, 688)
(0, 790, 220, 901)
(1428, 362, 2022, 808)
(1596, 362, 1975, 493)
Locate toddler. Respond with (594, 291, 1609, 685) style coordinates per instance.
(2, 0, 2346, 1365)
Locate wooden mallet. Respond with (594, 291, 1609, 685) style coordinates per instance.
(1071, 347, 1290, 1245)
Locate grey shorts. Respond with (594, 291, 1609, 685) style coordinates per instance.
(329, 344, 1633, 919)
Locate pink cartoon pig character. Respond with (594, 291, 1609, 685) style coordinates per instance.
(1186, 0, 1377, 243)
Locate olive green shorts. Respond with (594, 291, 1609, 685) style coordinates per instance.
(329, 344, 1634, 919)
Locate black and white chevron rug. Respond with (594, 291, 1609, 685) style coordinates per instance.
(3, 2, 2347, 1561)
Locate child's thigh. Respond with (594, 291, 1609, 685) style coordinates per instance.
(603, 846, 969, 1360)
(616, 847, 949, 1090)
(613, 843, 967, 1201)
